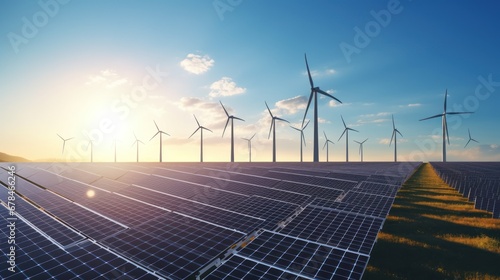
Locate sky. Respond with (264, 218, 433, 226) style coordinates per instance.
(1, 0, 500, 162)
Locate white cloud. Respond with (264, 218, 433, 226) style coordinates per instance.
(275, 96, 307, 114)
(360, 112, 391, 118)
(328, 100, 351, 107)
(379, 138, 408, 145)
(180, 53, 214, 74)
(408, 103, 421, 107)
(303, 68, 336, 77)
(209, 77, 246, 97)
(85, 69, 128, 88)
(318, 117, 330, 124)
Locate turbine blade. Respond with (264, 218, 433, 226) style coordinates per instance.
(341, 115, 347, 128)
(444, 115, 450, 145)
(220, 101, 229, 117)
(268, 119, 274, 139)
(447, 112, 474, 115)
(150, 131, 160, 141)
(354, 140, 361, 144)
(233, 116, 245, 122)
(57, 133, 64, 141)
(304, 53, 314, 88)
(303, 119, 310, 130)
(323, 140, 327, 150)
(362, 138, 368, 144)
(389, 131, 395, 146)
(472, 139, 479, 143)
(275, 117, 289, 123)
(222, 118, 230, 137)
(302, 132, 306, 146)
(67, 137, 74, 141)
(348, 128, 359, 133)
(302, 91, 313, 126)
(323, 131, 327, 140)
(464, 139, 471, 148)
(265, 101, 273, 117)
(392, 114, 395, 130)
(444, 89, 448, 113)
(468, 128, 472, 139)
(203, 127, 214, 133)
(193, 114, 200, 127)
(250, 133, 256, 140)
(153, 120, 160, 131)
(396, 129, 403, 137)
(419, 114, 443, 121)
(188, 127, 200, 139)
(161, 131, 170, 136)
(317, 88, 342, 104)
(290, 126, 301, 132)
(338, 129, 346, 141)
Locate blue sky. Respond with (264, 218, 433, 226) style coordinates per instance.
(1, 0, 499, 162)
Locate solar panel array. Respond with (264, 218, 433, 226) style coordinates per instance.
(0, 161, 420, 279)
(431, 162, 500, 219)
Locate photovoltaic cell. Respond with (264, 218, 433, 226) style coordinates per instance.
(355, 182, 399, 197)
(272, 181, 344, 202)
(234, 196, 300, 230)
(341, 191, 395, 218)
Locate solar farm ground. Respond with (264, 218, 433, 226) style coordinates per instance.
(0, 162, 420, 279)
(365, 163, 500, 280)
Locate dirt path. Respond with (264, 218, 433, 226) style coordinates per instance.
(363, 163, 500, 280)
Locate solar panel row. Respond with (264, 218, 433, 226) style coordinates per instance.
(431, 162, 500, 219)
(0, 162, 420, 279)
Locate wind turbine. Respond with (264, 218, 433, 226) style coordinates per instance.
(290, 120, 310, 162)
(323, 131, 334, 162)
(189, 114, 213, 162)
(86, 136, 94, 163)
(266, 101, 289, 162)
(302, 53, 342, 162)
(57, 134, 73, 155)
(390, 114, 403, 162)
(221, 101, 245, 162)
(464, 128, 479, 148)
(113, 138, 119, 163)
(149, 120, 170, 162)
(242, 133, 256, 162)
(338, 115, 359, 162)
(354, 138, 368, 162)
(419, 90, 473, 162)
(131, 132, 144, 163)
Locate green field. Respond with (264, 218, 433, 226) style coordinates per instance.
(364, 163, 500, 280)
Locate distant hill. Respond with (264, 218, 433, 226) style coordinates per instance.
(0, 152, 30, 162)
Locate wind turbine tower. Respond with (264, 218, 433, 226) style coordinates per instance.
(302, 53, 342, 162)
(338, 115, 359, 162)
(290, 120, 310, 162)
(390, 115, 403, 162)
(242, 133, 256, 162)
(150, 120, 170, 162)
(323, 131, 334, 162)
(189, 114, 213, 162)
(132, 133, 144, 163)
(419, 90, 473, 162)
(221, 101, 245, 162)
(354, 138, 368, 162)
(266, 101, 289, 162)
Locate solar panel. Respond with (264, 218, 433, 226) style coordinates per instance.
(311, 198, 388, 219)
(20, 169, 66, 188)
(234, 196, 300, 229)
(340, 190, 395, 218)
(356, 181, 399, 197)
(12, 198, 85, 246)
(223, 230, 369, 280)
(0, 206, 158, 280)
(91, 176, 131, 192)
(102, 212, 245, 279)
(74, 163, 128, 180)
(272, 181, 344, 201)
(279, 206, 382, 255)
(46, 202, 127, 240)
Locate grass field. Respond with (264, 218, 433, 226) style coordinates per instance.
(364, 163, 500, 280)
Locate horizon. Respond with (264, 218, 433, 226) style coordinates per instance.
(1, 1, 500, 163)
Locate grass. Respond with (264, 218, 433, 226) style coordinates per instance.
(364, 163, 500, 280)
